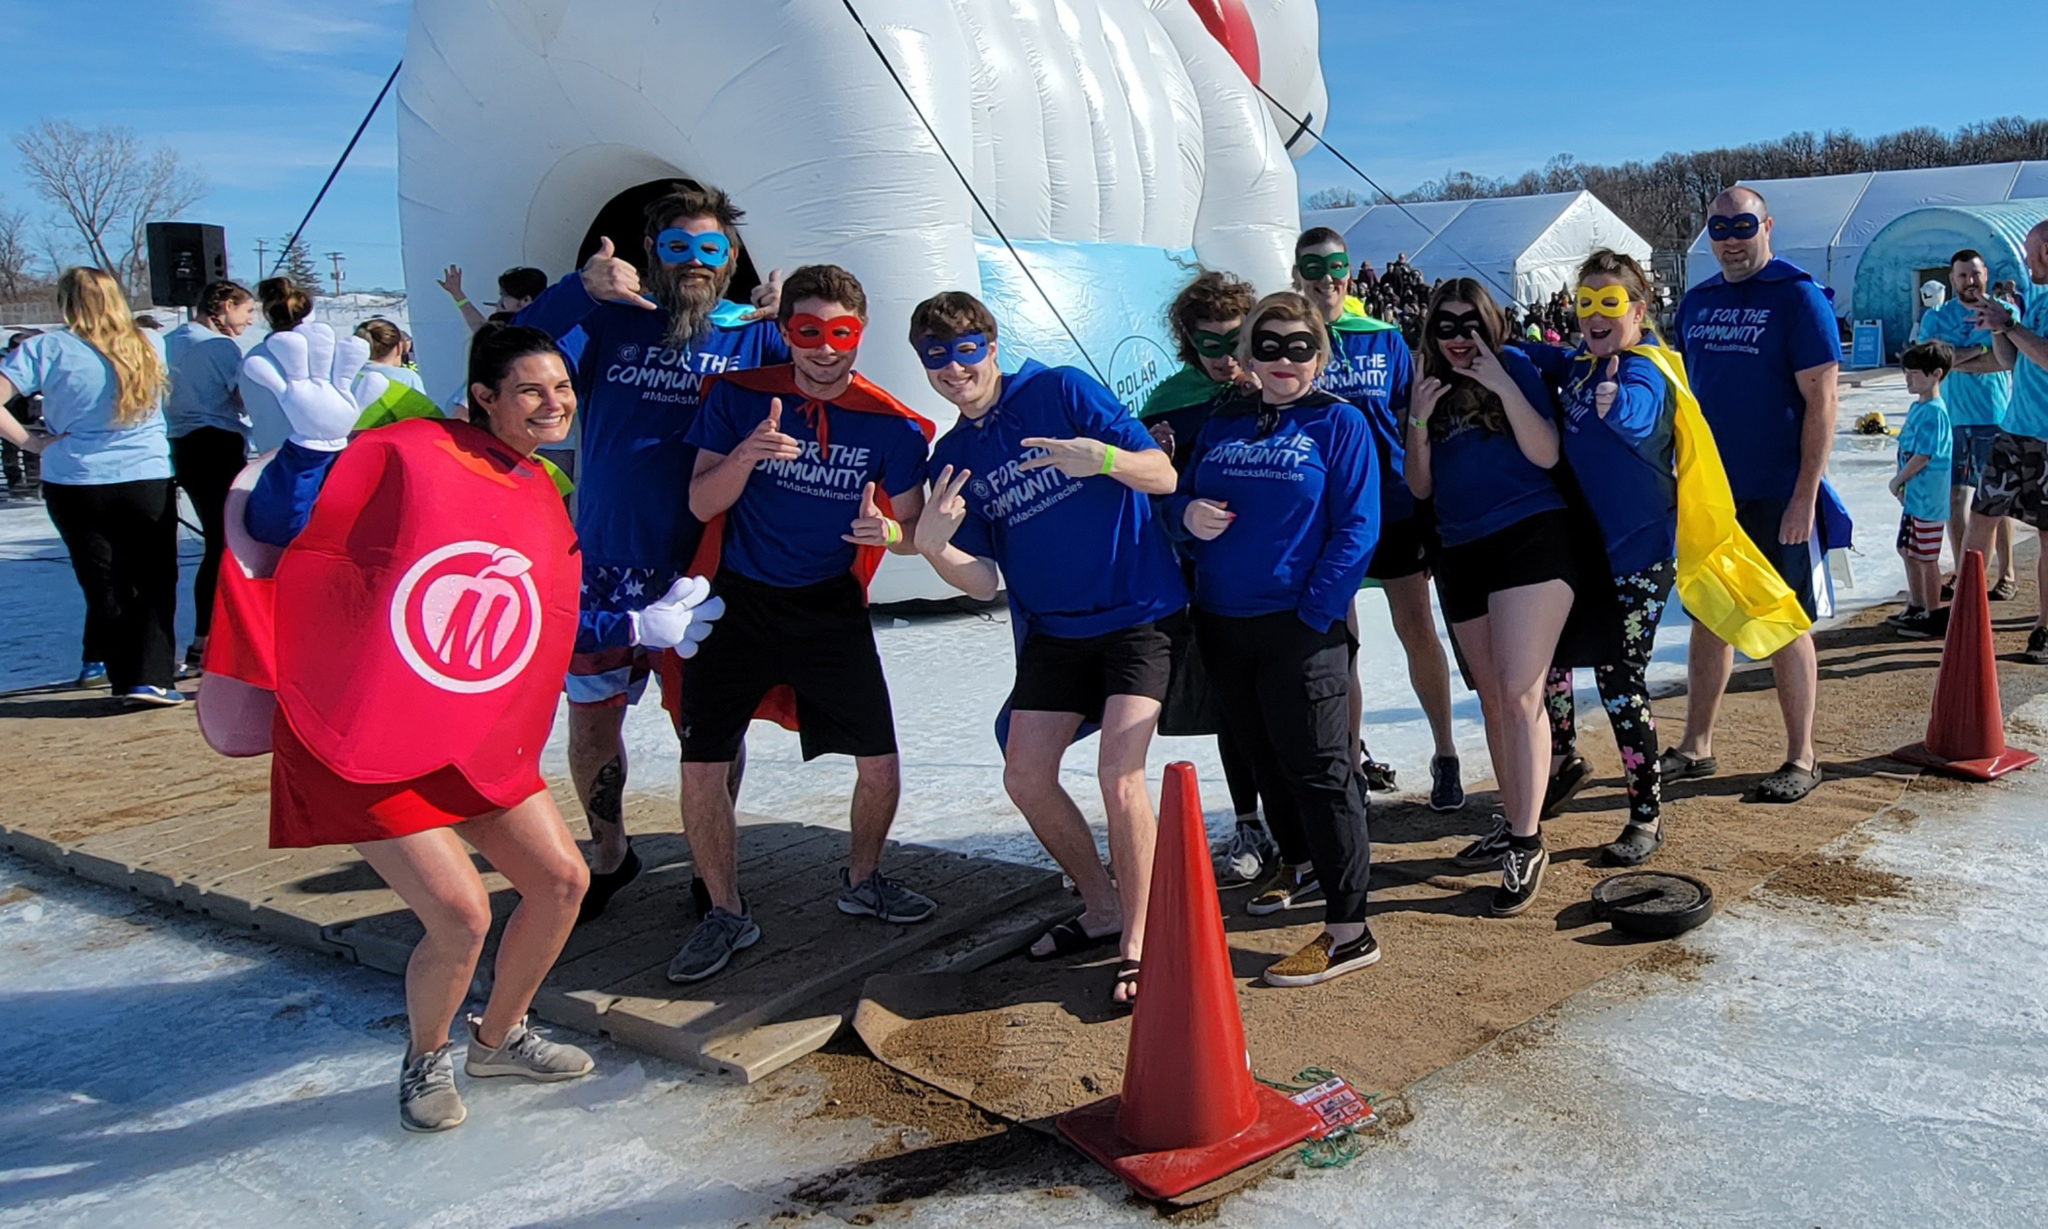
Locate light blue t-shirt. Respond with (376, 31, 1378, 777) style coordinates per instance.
(1914, 299, 2012, 428)
(0, 330, 170, 486)
(1896, 394, 1952, 523)
(2006, 289, 2048, 440)
(162, 321, 250, 440)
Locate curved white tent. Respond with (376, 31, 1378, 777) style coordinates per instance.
(1303, 191, 1651, 306)
(1683, 161, 2048, 316)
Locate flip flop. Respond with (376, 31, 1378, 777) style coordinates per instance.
(1540, 754, 1591, 819)
(1756, 761, 1823, 804)
(1656, 748, 1718, 780)
(1112, 959, 1141, 1009)
(1027, 917, 1121, 961)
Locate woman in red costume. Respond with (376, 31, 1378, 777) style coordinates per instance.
(231, 322, 721, 1132)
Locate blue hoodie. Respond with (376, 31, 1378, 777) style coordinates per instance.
(1675, 257, 1841, 502)
(930, 361, 1186, 639)
(1318, 317, 1417, 524)
(1169, 389, 1379, 632)
(1559, 350, 1678, 576)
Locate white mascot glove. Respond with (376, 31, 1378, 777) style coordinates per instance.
(240, 322, 374, 451)
(629, 575, 725, 656)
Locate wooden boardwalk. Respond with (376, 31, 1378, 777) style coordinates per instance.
(0, 685, 1071, 1080)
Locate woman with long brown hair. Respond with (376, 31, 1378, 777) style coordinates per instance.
(0, 266, 180, 702)
(1404, 277, 1572, 917)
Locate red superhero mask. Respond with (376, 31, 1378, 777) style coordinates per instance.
(786, 313, 864, 351)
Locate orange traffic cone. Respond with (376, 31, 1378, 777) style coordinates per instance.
(1895, 549, 2038, 780)
(1056, 761, 1319, 1201)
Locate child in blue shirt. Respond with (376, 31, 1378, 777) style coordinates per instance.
(1891, 341, 1956, 640)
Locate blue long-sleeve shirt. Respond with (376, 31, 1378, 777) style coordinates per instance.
(1168, 390, 1379, 632)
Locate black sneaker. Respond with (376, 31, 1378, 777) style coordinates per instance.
(1991, 574, 2020, 602)
(1360, 756, 1398, 792)
(1452, 814, 1511, 868)
(1247, 863, 1324, 916)
(1540, 754, 1591, 819)
(2027, 626, 2048, 665)
(1490, 841, 1548, 917)
(1895, 608, 1949, 641)
(1883, 605, 1925, 629)
(1428, 755, 1465, 813)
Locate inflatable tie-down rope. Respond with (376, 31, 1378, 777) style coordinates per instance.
(398, 0, 1329, 426)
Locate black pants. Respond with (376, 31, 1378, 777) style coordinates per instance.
(43, 478, 179, 691)
(171, 428, 247, 640)
(1195, 609, 1371, 924)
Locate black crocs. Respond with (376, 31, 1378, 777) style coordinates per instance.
(1657, 748, 1718, 780)
(1540, 755, 1591, 819)
(1028, 917, 1121, 961)
(1602, 822, 1663, 867)
(1756, 761, 1823, 804)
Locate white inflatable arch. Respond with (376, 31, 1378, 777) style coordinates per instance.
(397, 0, 1327, 420)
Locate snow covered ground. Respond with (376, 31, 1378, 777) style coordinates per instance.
(11, 370, 2039, 1228)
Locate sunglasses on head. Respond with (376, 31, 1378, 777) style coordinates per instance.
(786, 313, 864, 352)
(1428, 309, 1484, 341)
(652, 227, 731, 268)
(1192, 327, 1240, 359)
(1706, 213, 1761, 243)
(1574, 284, 1632, 319)
(1295, 252, 1350, 283)
(1251, 328, 1319, 364)
(914, 331, 990, 370)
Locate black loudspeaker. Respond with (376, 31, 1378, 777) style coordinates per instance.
(145, 222, 227, 308)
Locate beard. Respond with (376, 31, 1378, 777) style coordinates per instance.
(649, 261, 731, 347)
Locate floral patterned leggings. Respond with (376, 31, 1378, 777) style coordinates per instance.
(1544, 558, 1677, 827)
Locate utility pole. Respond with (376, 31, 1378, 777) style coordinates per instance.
(324, 251, 346, 298)
(254, 238, 268, 278)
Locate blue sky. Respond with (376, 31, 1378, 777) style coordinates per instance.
(2, 0, 2042, 292)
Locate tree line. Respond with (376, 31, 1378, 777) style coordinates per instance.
(1306, 115, 2048, 253)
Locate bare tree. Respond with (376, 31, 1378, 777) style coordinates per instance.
(11, 118, 206, 294)
(1303, 186, 1368, 211)
(0, 205, 42, 302)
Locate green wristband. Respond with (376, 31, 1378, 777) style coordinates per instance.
(1099, 444, 1117, 476)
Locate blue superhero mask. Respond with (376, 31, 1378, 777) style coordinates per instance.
(652, 228, 731, 267)
(915, 331, 991, 370)
(1706, 213, 1761, 242)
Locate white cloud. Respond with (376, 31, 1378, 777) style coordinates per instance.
(200, 0, 406, 58)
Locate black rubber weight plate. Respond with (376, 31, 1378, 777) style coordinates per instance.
(1591, 871, 1715, 938)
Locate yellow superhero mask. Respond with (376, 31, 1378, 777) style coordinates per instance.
(1575, 284, 1633, 318)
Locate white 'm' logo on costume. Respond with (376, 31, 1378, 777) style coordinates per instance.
(389, 541, 544, 694)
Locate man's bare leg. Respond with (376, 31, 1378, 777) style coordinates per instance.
(568, 703, 630, 875)
(1006, 711, 1122, 953)
(1675, 621, 1736, 761)
(680, 760, 742, 913)
(847, 754, 901, 884)
(1772, 632, 1819, 771)
(1097, 695, 1161, 975)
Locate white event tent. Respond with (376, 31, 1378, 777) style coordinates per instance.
(1302, 190, 1652, 306)
(1683, 161, 2048, 315)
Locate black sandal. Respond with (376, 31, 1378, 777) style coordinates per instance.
(1602, 821, 1663, 867)
(1756, 761, 1823, 804)
(1112, 960, 1141, 1009)
(1028, 917, 1121, 961)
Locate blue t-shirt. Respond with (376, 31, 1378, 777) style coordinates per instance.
(1318, 320, 1416, 524)
(1675, 258, 1842, 501)
(517, 275, 788, 570)
(1558, 351, 1677, 576)
(2005, 289, 2048, 441)
(930, 361, 1186, 638)
(1915, 299, 2013, 428)
(1171, 390, 1379, 632)
(1896, 395, 1953, 523)
(1426, 346, 1564, 546)
(0, 330, 171, 486)
(162, 321, 249, 441)
(687, 378, 930, 588)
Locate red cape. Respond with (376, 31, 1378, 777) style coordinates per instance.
(205, 418, 579, 807)
(660, 366, 933, 734)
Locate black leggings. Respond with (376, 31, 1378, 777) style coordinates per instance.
(1218, 725, 1264, 822)
(170, 428, 247, 639)
(43, 478, 179, 691)
(1196, 609, 1371, 924)
(1545, 558, 1676, 826)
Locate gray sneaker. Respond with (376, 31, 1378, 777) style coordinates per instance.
(1214, 823, 1277, 888)
(837, 867, 937, 924)
(398, 1044, 466, 1133)
(464, 1014, 594, 1082)
(667, 906, 761, 983)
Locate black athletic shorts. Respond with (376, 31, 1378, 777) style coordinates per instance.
(677, 569, 896, 763)
(1364, 503, 1438, 582)
(1972, 430, 2048, 531)
(1011, 620, 1173, 720)
(1734, 497, 1829, 621)
(1435, 509, 1576, 625)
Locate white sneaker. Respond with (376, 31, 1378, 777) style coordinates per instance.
(1214, 823, 1276, 888)
(399, 1044, 466, 1133)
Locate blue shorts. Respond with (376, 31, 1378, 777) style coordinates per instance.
(1952, 423, 2000, 489)
(567, 562, 679, 707)
(1735, 498, 1832, 622)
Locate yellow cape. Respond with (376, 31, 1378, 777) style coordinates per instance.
(1626, 343, 1810, 659)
